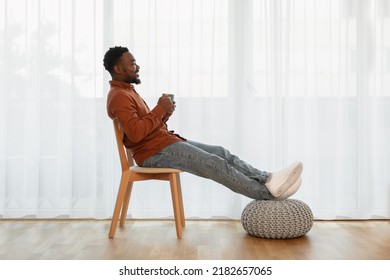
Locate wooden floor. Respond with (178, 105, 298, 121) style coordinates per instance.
(0, 219, 389, 260)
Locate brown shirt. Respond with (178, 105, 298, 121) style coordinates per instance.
(107, 80, 184, 165)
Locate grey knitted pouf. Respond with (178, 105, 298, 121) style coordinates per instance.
(241, 199, 313, 239)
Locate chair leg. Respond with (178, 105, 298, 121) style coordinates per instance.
(169, 173, 183, 239)
(176, 174, 185, 227)
(120, 181, 133, 227)
(109, 172, 130, 238)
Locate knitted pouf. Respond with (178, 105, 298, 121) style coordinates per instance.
(241, 199, 313, 239)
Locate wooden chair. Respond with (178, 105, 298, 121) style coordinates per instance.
(109, 119, 185, 239)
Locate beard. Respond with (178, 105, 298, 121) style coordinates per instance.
(126, 75, 141, 85)
(131, 71, 141, 84)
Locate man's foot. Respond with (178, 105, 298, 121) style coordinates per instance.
(265, 161, 303, 197)
(272, 177, 302, 200)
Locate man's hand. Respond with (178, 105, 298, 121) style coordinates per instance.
(158, 94, 176, 122)
(158, 94, 174, 113)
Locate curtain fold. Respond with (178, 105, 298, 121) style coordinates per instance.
(0, 0, 389, 219)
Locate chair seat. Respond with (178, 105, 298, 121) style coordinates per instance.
(130, 166, 182, 174)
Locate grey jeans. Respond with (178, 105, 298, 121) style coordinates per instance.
(141, 140, 274, 200)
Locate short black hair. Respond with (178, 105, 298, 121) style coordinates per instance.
(103, 46, 129, 73)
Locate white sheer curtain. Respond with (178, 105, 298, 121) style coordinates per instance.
(1, 0, 389, 220)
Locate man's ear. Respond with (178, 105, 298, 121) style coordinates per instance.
(113, 64, 122, 74)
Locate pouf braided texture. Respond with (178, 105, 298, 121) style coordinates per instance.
(241, 199, 313, 239)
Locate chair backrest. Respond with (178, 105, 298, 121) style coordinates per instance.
(113, 119, 136, 171)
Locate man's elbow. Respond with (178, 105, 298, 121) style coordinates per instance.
(124, 125, 148, 144)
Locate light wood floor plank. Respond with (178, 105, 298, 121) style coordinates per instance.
(0, 220, 389, 260)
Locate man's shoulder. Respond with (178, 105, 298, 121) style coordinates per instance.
(107, 90, 134, 114)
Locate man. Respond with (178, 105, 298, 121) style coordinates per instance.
(103, 46, 302, 200)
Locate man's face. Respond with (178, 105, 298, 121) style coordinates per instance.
(116, 52, 141, 84)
